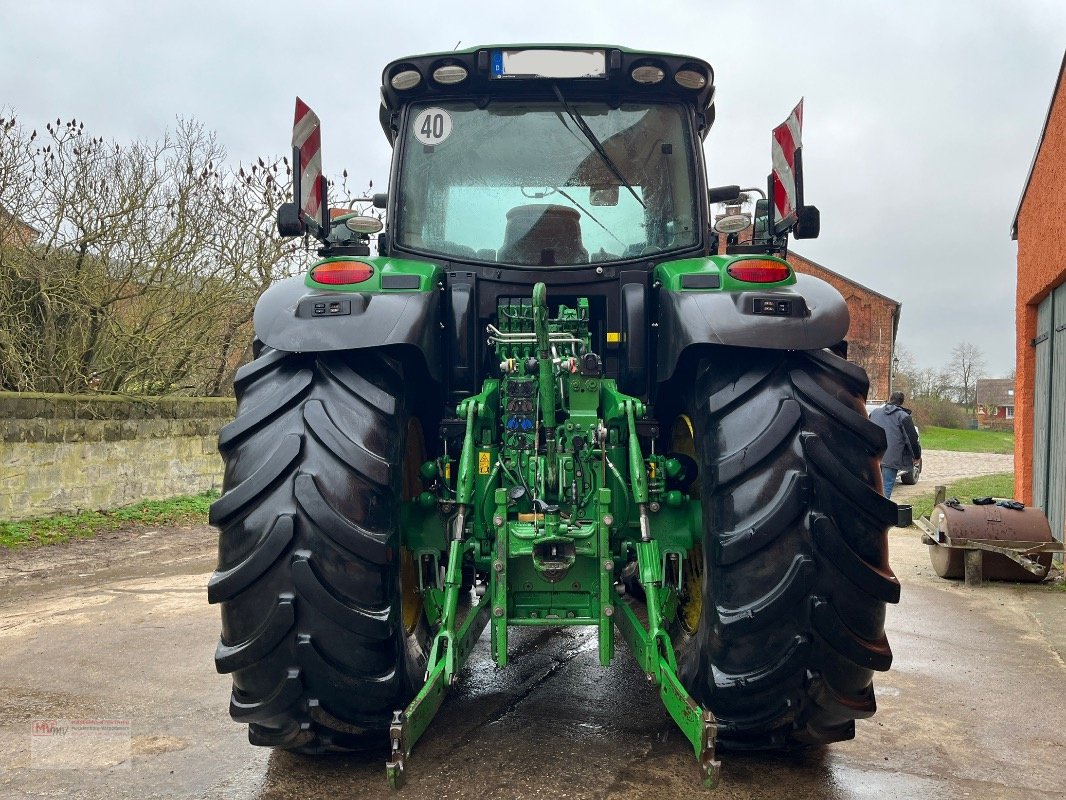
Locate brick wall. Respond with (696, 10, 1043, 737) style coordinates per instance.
(0, 206, 40, 249)
(788, 252, 900, 401)
(0, 393, 234, 521)
(1014, 54, 1066, 504)
(711, 229, 901, 399)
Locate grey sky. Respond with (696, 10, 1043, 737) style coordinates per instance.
(4, 0, 1064, 377)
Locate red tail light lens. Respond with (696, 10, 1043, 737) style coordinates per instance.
(726, 259, 791, 283)
(310, 260, 374, 285)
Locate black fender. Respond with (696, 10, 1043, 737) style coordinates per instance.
(253, 276, 442, 381)
(656, 273, 849, 381)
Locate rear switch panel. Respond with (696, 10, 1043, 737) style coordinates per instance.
(298, 297, 352, 318)
(751, 297, 802, 317)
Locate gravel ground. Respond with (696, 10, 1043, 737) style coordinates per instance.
(0, 524, 212, 600)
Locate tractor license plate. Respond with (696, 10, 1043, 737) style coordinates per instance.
(491, 49, 606, 80)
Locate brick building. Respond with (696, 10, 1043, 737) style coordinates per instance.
(1011, 49, 1066, 544)
(975, 377, 1016, 431)
(0, 205, 39, 249)
(788, 252, 902, 402)
(717, 209, 903, 401)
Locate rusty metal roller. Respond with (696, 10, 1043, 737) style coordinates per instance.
(928, 501, 1056, 582)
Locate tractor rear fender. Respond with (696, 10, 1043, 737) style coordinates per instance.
(252, 275, 442, 381)
(656, 273, 849, 381)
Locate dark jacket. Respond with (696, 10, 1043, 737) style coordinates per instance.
(870, 403, 921, 471)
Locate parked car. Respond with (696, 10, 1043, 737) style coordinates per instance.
(866, 402, 922, 485)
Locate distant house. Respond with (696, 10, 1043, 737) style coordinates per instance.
(975, 378, 1015, 430)
(787, 252, 902, 403)
(1011, 49, 1066, 544)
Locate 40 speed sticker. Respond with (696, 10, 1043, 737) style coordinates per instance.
(412, 107, 452, 145)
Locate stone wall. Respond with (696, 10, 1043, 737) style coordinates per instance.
(0, 393, 235, 521)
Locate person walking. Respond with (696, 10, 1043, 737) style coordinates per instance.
(869, 391, 921, 500)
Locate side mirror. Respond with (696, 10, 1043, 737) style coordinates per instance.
(277, 202, 304, 237)
(590, 186, 619, 206)
(793, 205, 820, 240)
(749, 198, 774, 244)
(372, 193, 389, 209)
(708, 185, 741, 204)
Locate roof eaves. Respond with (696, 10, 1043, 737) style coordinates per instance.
(789, 249, 901, 307)
(1011, 48, 1066, 241)
(976, 378, 1015, 406)
(0, 204, 41, 235)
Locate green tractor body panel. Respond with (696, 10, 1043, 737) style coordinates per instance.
(303, 255, 440, 293)
(213, 43, 896, 792)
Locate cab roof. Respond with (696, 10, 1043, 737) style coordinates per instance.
(378, 44, 716, 142)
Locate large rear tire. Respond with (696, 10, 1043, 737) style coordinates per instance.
(208, 346, 430, 752)
(671, 347, 900, 749)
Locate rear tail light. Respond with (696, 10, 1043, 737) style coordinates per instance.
(310, 260, 374, 285)
(726, 259, 791, 283)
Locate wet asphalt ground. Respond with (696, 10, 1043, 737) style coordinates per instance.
(1, 452, 1063, 800)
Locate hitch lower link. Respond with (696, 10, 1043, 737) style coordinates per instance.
(613, 542, 721, 789)
(615, 401, 720, 789)
(387, 400, 491, 788)
(385, 532, 491, 789)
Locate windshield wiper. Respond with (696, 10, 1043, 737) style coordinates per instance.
(552, 84, 645, 209)
(552, 186, 625, 247)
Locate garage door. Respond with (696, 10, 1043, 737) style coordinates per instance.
(1032, 282, 1066, 544)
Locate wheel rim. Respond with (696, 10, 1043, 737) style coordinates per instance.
(400, 418, 426, 636)
(670, 415, 703, 635)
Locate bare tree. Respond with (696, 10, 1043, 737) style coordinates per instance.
(888, 345, 953, 400)
(912, 367, 954, 401)
(890, 344, 917, 397)
(946, 341, 986, 411)
(0, 113, 304, 395)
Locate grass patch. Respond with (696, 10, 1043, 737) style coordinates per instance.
(907, 472, 1015, 523)
(919, 426, 1014, 454)
(0, 490, 219, 549)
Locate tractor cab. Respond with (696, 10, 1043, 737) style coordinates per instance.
(375, 46, 716, 268)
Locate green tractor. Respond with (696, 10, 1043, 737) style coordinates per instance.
(208, 45, 905, 789)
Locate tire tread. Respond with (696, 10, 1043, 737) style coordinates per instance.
(677, 347, 896, 750)
(211, 350, 424, 752)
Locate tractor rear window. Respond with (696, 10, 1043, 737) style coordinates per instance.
(395, 101, 699, 266)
